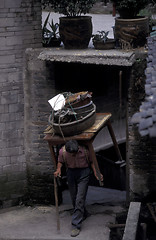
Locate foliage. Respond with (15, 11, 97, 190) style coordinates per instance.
(92, 31, 109, 43)
(42, 13, 60, 45)
(42, 0, 96, 16)
(111, 0, 150, 18)
(139, 2, 156, 31)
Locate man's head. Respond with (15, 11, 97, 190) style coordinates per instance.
(65, 140, 79, 153)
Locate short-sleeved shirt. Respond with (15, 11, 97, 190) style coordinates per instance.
(58, 145, 92, 169)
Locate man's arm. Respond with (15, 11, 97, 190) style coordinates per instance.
(54, 147, 64, 177)
(54, 162, 63, 177)
(91, 162, 103, 182)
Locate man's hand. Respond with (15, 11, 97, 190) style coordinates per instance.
(95, 172, 103, 182)
(54, 162, 62, 178)
(54, 169, 61, 178)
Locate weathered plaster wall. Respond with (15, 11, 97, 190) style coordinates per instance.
(0, 0, 42, 207)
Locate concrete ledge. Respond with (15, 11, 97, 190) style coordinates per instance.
(38, 48, 136, 66)
(122, 202, 141, 240)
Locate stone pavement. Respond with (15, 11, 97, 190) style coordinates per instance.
(0, 187, 126, 240)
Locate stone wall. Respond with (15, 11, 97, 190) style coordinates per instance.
(128, 126, 156, 202)
(128, 36, 156, 202)
(127, 52, 151, 201)
(0, 0, 42, 207)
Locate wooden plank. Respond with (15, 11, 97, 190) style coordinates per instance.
(108, 223, 125, 229)
(84, 113, 112, 133)
(147, 203, 156, 223)
(44, 131, 95, 143)
(44, 113, 112, 142)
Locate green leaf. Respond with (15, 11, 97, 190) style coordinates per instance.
(41, 0, 96, 16)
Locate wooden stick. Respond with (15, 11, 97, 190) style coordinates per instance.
(48, 143, 60, 231)
(54, 176, 60, 231)
(107, 120, 123, 161)
(87, 142, 103, 186)
(147, 203, 156, 223)
(107, 223, 125, 229)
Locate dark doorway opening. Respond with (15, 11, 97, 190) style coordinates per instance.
(46, 61, 129, 193)
(49, 61, 129, 191)
(94, 142, 126, 191)
(50, 61, 130, 128)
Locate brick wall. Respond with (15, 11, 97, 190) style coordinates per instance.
(0, 0, 42, 207)
(24, 49, 58, 204)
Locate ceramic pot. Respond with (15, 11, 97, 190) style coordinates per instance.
(59, 16, 92, 49)
(93, 39, 115, 50)
(115, 16, 149, 48)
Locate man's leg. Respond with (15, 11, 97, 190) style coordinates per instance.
(71, 168, 90, 230)
(67, 169, 77, 207)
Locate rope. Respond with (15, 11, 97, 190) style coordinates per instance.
(50, 92, 91, 140)
(58, 114, 66, 142)
(66, 99, 78, 121)
(56, 92, 77, 140)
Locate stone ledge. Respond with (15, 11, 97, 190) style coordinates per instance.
(38, 47, 138, 67)
(123, 202, 141, 240)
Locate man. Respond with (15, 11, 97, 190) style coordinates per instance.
(54, 140, 103, 237)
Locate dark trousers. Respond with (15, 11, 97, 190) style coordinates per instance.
(67, 167, 90, 229)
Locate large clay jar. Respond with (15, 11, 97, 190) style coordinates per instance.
(115, 17, 149, 48)
(59, 16, 92, 49)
